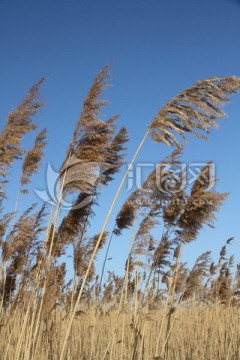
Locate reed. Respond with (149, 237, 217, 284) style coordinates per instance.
(1, 68, 240, 360)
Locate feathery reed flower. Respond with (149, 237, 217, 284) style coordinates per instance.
(148, 77, 240, 147)
(0, 78, 46, 177)
(20, 129, 47, 194)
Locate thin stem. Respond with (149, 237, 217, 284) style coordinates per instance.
(98, 225, 116, 296)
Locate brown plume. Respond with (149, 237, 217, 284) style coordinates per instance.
(177, 163, 228, 243)
(60, 65, 125, 196)
(20, 128, 47, 193)
(148, 76, 240, 147)
(182, 251, 212, 300)
(42, 263, 66, 319)
(114, 190, 141, 236)
(0, 78, 46, 177)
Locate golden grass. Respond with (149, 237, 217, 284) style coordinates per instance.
(1, 305, 240, 360)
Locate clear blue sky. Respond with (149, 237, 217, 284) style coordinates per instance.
(1, 0, 240, 277)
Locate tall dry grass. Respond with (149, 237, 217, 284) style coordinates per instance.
(0, 67, 240, 360)
(1, 305, 240, 360)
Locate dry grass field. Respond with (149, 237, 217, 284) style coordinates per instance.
(2, 305, 240, 360)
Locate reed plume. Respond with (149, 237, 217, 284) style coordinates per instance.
(0, 78, 46, 177)
(1, 204, 47, 307)
(114, 146, 184, 237)
(100, 126, 128, 185)
(54, 66, 127, 259)
(59, 65, 126, 196)
(166, 262, 188, 295)
(208, 246, 236, 305)
(177, 163, 228, 243)
(210, 262, 217, 276)
(182, 251, 212, 300)
(74, 232, 108, 284)
(69, 65, 110, 155)
(20, 129, 47, 194)
(148, 77, 240, 147)
(114, 190, 141, 236)
(4, 205, 46, 265)
(52, 193, 95, 257)
(152, 236, 173, 273)
(41, 263, 66, 319)
(0, 213, 13, 243)
(131, 211, 159, 268)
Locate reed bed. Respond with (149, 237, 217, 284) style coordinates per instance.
(1, 65, 240, 359)
(1, 305, 240, 360)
